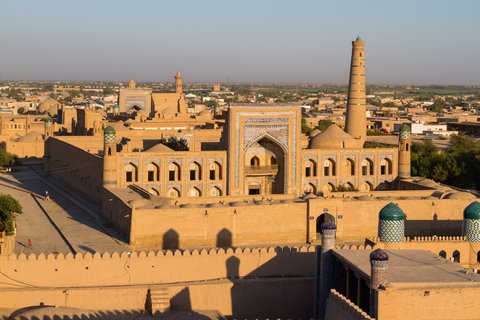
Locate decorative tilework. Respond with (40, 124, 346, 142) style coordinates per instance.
(379, 219, 404, 243)
(464, 219, 480, 242)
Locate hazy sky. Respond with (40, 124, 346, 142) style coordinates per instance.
(0, 0, 479, 84)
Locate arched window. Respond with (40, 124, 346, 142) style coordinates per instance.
(362, 159, 374, 176)
(189, 162, 202, 181)
(147, 163, 159, 182)
(209, 162, 222, 180)
(167, 187, 180, 198)
(406, 143, 409, 152)
(125, 163, 138, 183)
(452, 250, 460, 263)
(210, 187, 222, 197)
(346, 158, 355, 176)
(270, 156, 277, 165)
(250, 156, 260, 166)
(477, 251, 480, 263)
(188, 187, 201, 197)
(168, 162, 180, 181)
(316, 213, 335, 235)
(304, 183, 316, 194)
(324, 159, 336, 176)
(380, 158, 392, 175)
(305, 159, 317, 177)
(148, 188, 159, 196)
(107, 147, 112, 156)
(439, 250, 446, 259)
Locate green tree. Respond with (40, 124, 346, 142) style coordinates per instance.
(429, 99, 446, 113)
(301, 118, 312, 135)
(0, 194, 22, 235)
(159, 136, 189, 151)
(315, 119, 333, 132)
(0, 147, 16, 166)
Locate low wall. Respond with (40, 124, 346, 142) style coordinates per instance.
(0, 246, 316, 318)
(378, 285, 480, 320)
(0, 246, 315, 288)
(0, 277, 313, 319)
(325, 289, 374, 320)
(131, 201, 308, 248)
(369, 236, 480, 268)
(46, 137, 103, 204)
(0, 234, 15, 256)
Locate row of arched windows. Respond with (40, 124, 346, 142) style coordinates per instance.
(125, 161, 222, 183)
(304, 158, 392, 177)
(166, 186, 222, 198)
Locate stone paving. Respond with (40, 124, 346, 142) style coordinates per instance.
(0, 166, 129, 255)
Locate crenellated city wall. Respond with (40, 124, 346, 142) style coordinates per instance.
(325, 289, 374, 320)
(0, 245, 316, 318)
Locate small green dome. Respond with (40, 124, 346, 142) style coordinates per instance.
(399, 124, 410, 133)
(379, 202, 405, 221)
(356, 35, 362, 41)
(464, 201, 480, 220)
(104, 126, 116, 134)
(113, 103, 119, 109)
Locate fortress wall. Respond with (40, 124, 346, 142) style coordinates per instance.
(378, 286, 480, 320)
(325, 289, 374, 320)
(46, 137, 103, 203)
(0, 246, 316, 289)
(371, 237, 480, 268)
(131, 201, 308, 248)
(0, 278, 314, 318)
(309, 198, 473, 242)
(102, 188, 132, 241)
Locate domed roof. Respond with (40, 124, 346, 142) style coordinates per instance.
(370, 249, 389, 261)
(464, 201, 480, 220)
(309, 124, 356, 149)
(37, 98, 60, 113)
(321, 222, 336, 230)
(309, 128, 321, 138)
(113, 103, 119, 109)
(104, 126, 115, 134)
(379, 202, 405, 221)
(443, 192, 476, 200)
(145, 143, 174, 153)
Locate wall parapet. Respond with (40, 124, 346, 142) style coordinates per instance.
(0, 245, 316, 289)
(367, 236, 466, 243)
(335, 244, 374, 250)
(325, 289, 375, 320)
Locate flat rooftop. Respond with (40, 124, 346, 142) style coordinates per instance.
(333, 249, 480, 284)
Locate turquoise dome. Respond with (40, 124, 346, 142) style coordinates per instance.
(113, 103, 119, 109)
(104, 126, 116, 134)
(379, 203, 405, 221)
(464, 201, 480, 220)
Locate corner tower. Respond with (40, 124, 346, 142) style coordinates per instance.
(345, 36, 367, 141)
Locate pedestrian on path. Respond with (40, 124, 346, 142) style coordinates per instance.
(45, 190, 50, 201)
(27, 238, 32, 248)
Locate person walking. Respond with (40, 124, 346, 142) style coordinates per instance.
(27, 238, 32, 249)
(45, 190, 50, 201)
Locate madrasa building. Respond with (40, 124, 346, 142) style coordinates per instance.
(43, 37, 476, 250)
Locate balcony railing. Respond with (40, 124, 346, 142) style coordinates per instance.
(245, 165, 279, 176)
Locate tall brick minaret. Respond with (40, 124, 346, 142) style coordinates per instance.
(345, 36, 367, 141)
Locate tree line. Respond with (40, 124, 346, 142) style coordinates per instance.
(411, 134, 480, 191)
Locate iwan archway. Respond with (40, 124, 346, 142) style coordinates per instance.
(243, 135, 286, 195)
